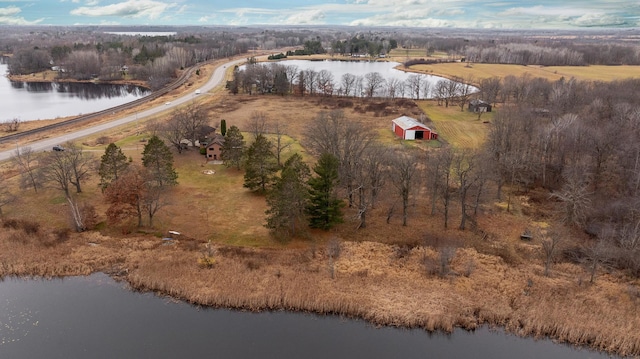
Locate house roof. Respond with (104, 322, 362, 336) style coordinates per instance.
(469, 99, 490, 106)
(206, 134, 225, 147)
(392, 116, 434, 132)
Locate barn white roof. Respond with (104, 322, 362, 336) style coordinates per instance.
(392, 116, 434, 131)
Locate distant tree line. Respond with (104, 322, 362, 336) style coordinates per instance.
(229, 62, 473, 105)
(2, 28, 329, 90)
(331, 35, 398, 57)
(464, 43, 585, 66)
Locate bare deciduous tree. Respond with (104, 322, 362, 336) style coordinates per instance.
(317, 69, 334, 96)
(541, 226, 563, 277)
(2, 118, 21, 133)
(352, 142, 388, 229)
(0, 172, 16, 216)
(553, 163, 592, 227)
(390, 149, 419, 226)
(304, 110, 375, 208)
(12, 146, 41, 193)
(64, 143, 94, 194)
(364, 72, 385, 97)
(453, 149, 481, 230)
(272, 119, 292, 167)
(406, 74, 423, 100)
(456, 76, 475, 112)
(248, 111, 269, 140)
(479, 77, 501, 107)
(341, 73, 356, 97)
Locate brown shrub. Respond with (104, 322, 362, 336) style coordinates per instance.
(81, 204, 98, 231)
(2, 218, 19, 229)
(335, 99, 353, 108)
(95, 136, 111, 145)
(394, 244, 412, 259)
(6, 230, 30, 244)
(19, 219, 40, 235)
(180, 239, 200, 251)
(494, 244, 521, 265)
(53, 228, 71, 243)
(423, 232, 463, 249)
(245, 260, 261, 270)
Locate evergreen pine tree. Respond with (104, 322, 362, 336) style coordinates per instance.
(243, 134, 278, 193)
(142, 135, 178, 188)
(220, 119, 227, 136)
(306, 153, 343, 230)
(221, 125, 245, 169)
(265, 153, 310, 238)
(99, 143, 129, 190)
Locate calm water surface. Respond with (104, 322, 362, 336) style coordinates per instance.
(243, 59, 466, 98)
(1, 63, 149, 122)
(0, 273, 613, 359)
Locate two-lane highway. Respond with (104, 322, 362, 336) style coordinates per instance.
(0, 58, 245, 162)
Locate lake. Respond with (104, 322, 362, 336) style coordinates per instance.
(241, 59, 469, 99)
(0, 63, 149, 122)
(0, 273, 613, 359)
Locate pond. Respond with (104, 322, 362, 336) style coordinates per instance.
(0, 63, 149, 122)
(0, 273, 613, 359)
(241, 59, 471, 99)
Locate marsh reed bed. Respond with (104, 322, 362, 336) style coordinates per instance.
(2, 228, 630, 356)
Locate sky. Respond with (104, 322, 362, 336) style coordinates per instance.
(0, 0, 639, 29)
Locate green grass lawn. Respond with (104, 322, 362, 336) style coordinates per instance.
(418, 100, 492, 150)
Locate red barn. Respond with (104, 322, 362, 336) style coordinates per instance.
(391, 116, 438, 140)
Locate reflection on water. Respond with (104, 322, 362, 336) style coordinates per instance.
(0, 273, 614, 359)
(1, 63, 149, 122)
(14, 82, 149, 100)
(241, 59, 473, 99)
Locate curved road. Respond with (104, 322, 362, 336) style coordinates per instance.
(0, 58, 245, 162)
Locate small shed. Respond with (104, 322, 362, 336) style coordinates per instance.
(204, 134, 225, 161)
(468, 99, 492, 113)
(391, 116, 438, 141)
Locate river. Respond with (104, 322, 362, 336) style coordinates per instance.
(0, 273, 612, 358)
(0, 63, 149, 122)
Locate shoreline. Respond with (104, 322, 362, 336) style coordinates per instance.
(6, 73, 150, 89)
(0, 230, 637, 358)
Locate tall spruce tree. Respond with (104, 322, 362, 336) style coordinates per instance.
(265, 153, 310, 238)
(142, 135, 178, 188)
(306, 153, 343, 230)
(99, 143, 129, 190)
(243, 134, 278, 193)
(220, 119, 227, 136)
(221, 125, 245, 169)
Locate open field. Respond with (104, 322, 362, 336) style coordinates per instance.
(418, 100, 492, 149)
(408, 62, 640, 83)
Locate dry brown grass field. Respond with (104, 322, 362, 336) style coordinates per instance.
(408, 62, 640, 83)
(1, 59, 640, 357)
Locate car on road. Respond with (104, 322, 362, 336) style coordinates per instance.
(52, 145, 64, 151)
(165, 102, 171, 105)
(195, 89, 201, 95)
